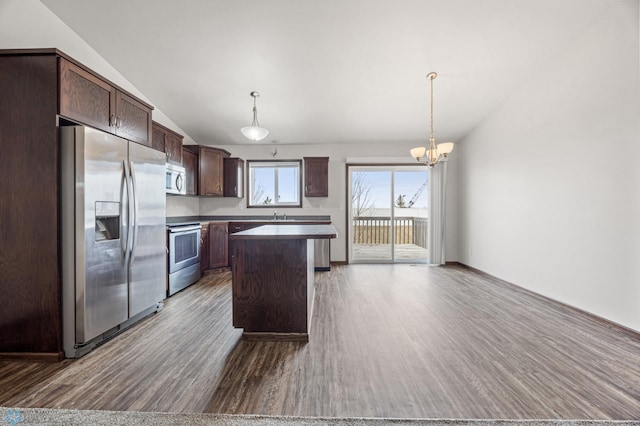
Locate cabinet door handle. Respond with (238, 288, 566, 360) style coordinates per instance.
(116, 117, 122, 128)
(110, 114, 116, 127)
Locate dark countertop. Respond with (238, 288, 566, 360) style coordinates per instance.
(167, 215, 331, 226)
(229, 224, 338, 240)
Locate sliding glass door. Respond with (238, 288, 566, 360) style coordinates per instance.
(393, 170, 429, 261)
(350, 169, 393, 262)
(348, 166, 429, 263)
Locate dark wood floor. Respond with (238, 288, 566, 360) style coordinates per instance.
(2, 264, 640, 419)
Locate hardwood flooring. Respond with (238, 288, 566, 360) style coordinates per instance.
(1, 264, 640, 419)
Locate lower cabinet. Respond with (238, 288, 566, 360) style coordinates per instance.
(209, 222, 229, 269)
(200, 223, 209, 273)
(201, 221, 229, 273)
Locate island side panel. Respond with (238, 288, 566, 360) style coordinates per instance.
(232, 238, 309, 334)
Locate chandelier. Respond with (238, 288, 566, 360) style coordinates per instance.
(410, 72, 454, 167)
(241, 91, 269, 141)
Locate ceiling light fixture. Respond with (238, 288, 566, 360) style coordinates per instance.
(241, 91, 269, 141)
(410, 72, 454, 167)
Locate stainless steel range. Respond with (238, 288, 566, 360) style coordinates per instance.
(167, 223, 202, 296)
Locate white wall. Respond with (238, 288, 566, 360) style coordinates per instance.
(167, 142, 460, 263)
(457, 1, 640, 331)
(0, 0, 192, 142)
(1, 0, 460, 265)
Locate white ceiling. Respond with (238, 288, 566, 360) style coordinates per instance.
(41, 0, 609, 147)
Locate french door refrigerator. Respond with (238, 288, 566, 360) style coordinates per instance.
(61, 125, 166, 358)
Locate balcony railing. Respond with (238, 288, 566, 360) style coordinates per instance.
(352, 216, 428, 249)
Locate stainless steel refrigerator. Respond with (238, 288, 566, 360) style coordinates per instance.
(61, 126, 166, 358)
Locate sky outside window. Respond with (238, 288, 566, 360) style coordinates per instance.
(356, 170, 428, 209)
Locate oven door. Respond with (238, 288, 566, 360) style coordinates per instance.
(168, 225, 201, 273)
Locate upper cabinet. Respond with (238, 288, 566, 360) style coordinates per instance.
(151, 121, 183, 164)
(223, 158, 244, 198)
(182, 146, 199, 196)
(303, 157, 329, 197)
(166, 132, 183, 164)
(199, 146, 230, 196)
(59, 58, 152, 146)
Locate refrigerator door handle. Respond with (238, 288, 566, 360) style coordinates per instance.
(125, 159, 135, 265)
(122, 160, 133, 266)
(129, 160, 140, 266)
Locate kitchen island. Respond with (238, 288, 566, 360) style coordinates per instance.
(229, 224, 337, 341)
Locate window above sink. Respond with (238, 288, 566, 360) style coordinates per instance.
(247, 160, 302, 208)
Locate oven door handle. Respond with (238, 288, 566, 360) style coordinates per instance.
(169, 225, 201, 233)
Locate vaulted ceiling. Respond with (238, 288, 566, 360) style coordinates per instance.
(41, 0, 610, 146)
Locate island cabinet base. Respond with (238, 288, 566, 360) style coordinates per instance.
(241, 332, 309, 342)
(232, 238, 314, 341)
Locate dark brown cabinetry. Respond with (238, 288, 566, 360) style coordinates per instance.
(0, 49, 158, 361)
(0, 53, 61, 359)
(223, 158, 244, 198)
(199, 146, 230, 196)
(182, 146, 199, 196)
(151, 121, 183, 165)
(227, 222, 262, 268)
(200, 221, 230, 273)
(200, 224, 209, 273)
(59, 58, 152, 146)
(228, 222, 263, 234)
(208, 222, 229, 269)
(0, 49, 155, 360)
(304, 157, 329, 197)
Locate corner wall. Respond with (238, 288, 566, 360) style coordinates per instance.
(457, 1, 640, 331)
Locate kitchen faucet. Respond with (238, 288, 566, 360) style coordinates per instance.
(273, 210, 277, 220)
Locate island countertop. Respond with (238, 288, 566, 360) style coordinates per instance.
(228, 224, 337, 240)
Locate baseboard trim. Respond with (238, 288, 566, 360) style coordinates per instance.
(0, 351, 64, 362)
(452, 262, 640, 340)
(242, 332, 309, 342)
(203, 266, 231, 275)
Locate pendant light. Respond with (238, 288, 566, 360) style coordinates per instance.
(410, 72, 454, 167)
(241, 91, 269, 141)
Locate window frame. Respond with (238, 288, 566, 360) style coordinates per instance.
(246, 159, 303, 208)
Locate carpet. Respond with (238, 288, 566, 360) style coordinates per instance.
(1, 408, 638, 426)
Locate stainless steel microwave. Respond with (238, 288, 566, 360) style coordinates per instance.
(166, 163, 186, 195)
